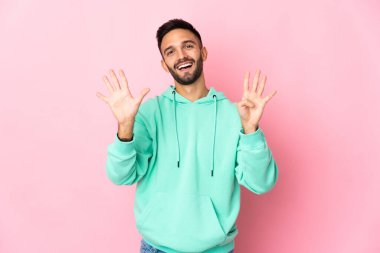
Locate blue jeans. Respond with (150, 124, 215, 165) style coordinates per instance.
(140, 239, 234, 253)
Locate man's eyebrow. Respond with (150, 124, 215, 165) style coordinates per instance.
(163, 46, 174, 55)
(182, 39, 197, 45)
(163, 40, 198, 55)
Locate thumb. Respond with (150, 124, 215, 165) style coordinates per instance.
(239, 99, 254, 108)
(96, 92, 108, 103)
(138, 87, 150, 103)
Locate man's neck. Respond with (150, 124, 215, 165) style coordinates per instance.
(173, 75, 209, 102)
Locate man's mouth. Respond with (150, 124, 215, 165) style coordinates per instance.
(176, 61, 193, 72)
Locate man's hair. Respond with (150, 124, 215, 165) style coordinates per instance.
(156, 18, 203, 55)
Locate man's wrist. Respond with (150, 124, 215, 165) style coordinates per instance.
(117, 133, 133, 142)
(242, 125, 259, 134)
(117, 120, 134, 141)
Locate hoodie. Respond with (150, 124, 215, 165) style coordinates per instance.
(106, 85, 279, 253)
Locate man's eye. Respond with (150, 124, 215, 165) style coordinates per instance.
(167, 50, 173, 56)
(186, 44, 194, 48)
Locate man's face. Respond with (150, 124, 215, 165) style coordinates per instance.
(160, 28, 207, 85)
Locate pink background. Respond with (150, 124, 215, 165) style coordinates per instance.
(1, 0, 379, 252)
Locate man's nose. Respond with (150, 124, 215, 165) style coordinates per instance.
(177, 48, 187, 59)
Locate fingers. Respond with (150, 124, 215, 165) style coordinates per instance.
(102, 68, 128, 95)
(119, 69, 132, 96)
(102, 75, 114, 94)
(243, 72, 250, 99)
(251, 69, 261, 95)
(246, 69, 272, 99)
(109, 69, 121, 90)
(257, 75, 266, 96)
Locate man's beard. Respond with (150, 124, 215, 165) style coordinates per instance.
(167, 56, 203, 85)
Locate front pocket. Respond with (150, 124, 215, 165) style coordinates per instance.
(137, 192, 226, 252)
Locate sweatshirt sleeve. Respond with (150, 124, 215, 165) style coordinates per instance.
(105, 111, 153, 185)
(235, 127, 278, 194)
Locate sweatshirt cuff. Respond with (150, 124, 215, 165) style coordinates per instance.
(111, 133, 136, 154)
(239, 127, 266, 148)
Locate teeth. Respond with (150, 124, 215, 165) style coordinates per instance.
(178, 62, 192, 70)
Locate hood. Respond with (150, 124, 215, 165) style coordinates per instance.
(161, 85, 227, 177)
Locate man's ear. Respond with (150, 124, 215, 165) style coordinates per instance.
(161, 59, 169, 73)
(201, 46, 208, 61)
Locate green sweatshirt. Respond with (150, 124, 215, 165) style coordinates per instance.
(106, 85, 278, 253)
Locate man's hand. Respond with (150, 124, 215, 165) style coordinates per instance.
(96, 69, 150, 125)
(236, 69, 277, 134)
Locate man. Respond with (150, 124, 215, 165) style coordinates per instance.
(96, 18, 278, 253)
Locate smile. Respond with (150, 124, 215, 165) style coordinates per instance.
(177, 61, 193, 71)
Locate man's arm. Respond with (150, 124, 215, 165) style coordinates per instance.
(96, 68, 152, 186)
(106, 111, 153, 185)
(234, 69, 278, 193)
(235, 127, 278, 194)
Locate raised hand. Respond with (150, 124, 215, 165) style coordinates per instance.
(236, 69, 277, 134)
(96, 69, 150, 125)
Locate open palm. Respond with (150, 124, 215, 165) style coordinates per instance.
(237, 69, 277, 132)
(96, 69, 150, 124)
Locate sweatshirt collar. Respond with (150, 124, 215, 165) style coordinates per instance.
(162, 85, 226, 104)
